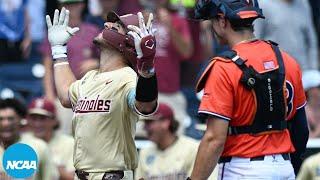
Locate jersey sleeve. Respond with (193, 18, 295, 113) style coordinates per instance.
(124, 80, 136, 111)
(198, 62, 234, 121)
(68, 80, 82, 109)
(294, 67, 307, 109)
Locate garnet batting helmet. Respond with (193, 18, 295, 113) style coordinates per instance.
(102, 11, 139, 69)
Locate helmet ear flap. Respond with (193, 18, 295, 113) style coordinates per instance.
(102, 28, 138, 71)
(124, 35, 138, 70)
(125, 34, 135, 48)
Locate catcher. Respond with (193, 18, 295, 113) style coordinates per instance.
(189, 0, 309, 179)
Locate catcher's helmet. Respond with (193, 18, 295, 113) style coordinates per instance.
(194, 0, 264, 21)
(102, 12, 139, 69)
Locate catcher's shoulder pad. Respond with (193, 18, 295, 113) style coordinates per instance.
(196, 56, 232, 92)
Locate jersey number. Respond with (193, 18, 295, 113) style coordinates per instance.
(285, 80, 294, 119)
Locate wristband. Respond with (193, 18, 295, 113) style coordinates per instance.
(52, 45, 67, 60)
(54, 61, 69, 68)
(135, 74, 158, 102)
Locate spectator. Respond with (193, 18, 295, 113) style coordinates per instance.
(254, 0, 319, 70)
(302, 70, 320, 138)
(297, 152, 320, 180)
(86, 0, 142, 30)
(140, 0, 194, 134)
(0, 0, 31, 63)
(308, 0, 320, 48)
(28, 97, 74, 180)
(117, 0, 142, 15)
(88, 0, 102, 16)
(27, 0, 46, 62)
(40, 0, 100, 134)
(85, 0, 121, 29)
(135, 103, 218, 180)
(168, 0, 214, 138)
(0, 98, 58, 180)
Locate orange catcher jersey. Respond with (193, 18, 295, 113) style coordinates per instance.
(197, 40, 306, 157)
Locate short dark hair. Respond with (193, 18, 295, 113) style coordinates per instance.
(229, 18, 255, 32)
(0, 98, 27, 118)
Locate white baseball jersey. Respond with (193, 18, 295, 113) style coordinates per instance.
(135, 135, 218, 180)
(48, 133, 75, 172)
(69, 67, 139, 172)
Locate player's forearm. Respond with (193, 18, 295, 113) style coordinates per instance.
(191, 132, 224, 180)
(135, 74, 158, 114)
(53, 58, 76, 108)
(289, 107, 309, 175)
(169, 26, 193, 59)
(43, 56, 56, 100)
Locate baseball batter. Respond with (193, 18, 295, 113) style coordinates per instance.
(45, 7, 158, 180)
(189, 0, 309, 179)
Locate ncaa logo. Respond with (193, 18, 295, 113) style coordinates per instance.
(2, 143, 38, 178)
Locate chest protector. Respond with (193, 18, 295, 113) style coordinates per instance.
(220, 41, 287, 135)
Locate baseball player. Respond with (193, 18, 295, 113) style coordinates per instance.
(297, 152, 320, 180)
(28, 97, 75, 179)
(45, 6, 158, 180)
(135, 103, 218, 180)
(189, 0, 309, 179)
(0, 98, 58, 180)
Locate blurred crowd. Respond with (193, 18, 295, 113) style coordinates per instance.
(0, 0, 320, 179)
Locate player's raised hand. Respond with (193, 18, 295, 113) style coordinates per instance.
(46, 7, 79, 59)
(46, 7, 79, 46)
(127, 12, 157, 77)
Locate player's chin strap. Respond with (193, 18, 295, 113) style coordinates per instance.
(220, 40, 288, 136)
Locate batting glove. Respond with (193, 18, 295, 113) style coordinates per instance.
(46, 7, 79, 60)
(128, 12, 157, 78)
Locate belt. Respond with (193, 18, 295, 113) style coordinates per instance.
(75, 170, 124, 180)
(75, 170, 89, 180)
(218, 153, 290, 163)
